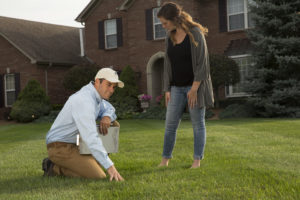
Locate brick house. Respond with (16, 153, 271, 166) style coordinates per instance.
(75, 0, 254, 105)
(0, 16, 83, 119)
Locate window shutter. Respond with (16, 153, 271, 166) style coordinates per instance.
(145, 9, 153, 40)
(15, 73, 20, 100)
(116, 18, 123, 47)
(98, 21, 105, 49)
(219, 0, 227, 32)
(0, 74, 3, 108)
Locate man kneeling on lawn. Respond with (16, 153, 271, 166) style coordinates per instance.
(43, 68, 124, 181)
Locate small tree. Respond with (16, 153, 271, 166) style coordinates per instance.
(10, 80, 51, 122)
(110, 65, 139, 119)
(210, 54, 240, 108)
(63, 63, 99, 92)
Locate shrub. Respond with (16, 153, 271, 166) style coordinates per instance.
(10, 80, 51, 122)
(219, 104, 256, 119)
(110, 65, 140, 119)
(134, 106, 166, 120)
(63, 63, 99, 92)
(134, 106, 215, 120)
(210, 54, 240, 108)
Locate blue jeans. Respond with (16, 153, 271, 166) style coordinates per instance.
(162, 86, 206, 160)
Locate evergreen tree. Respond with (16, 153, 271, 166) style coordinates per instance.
(246, 0, 300, 117)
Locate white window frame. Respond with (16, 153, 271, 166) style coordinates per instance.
(226, 54, 254, 98)
(104, 19, 117, 49)
(153, 7, 166, 40)
(227, 0, 255, 31)
(4, 73, 16, 107)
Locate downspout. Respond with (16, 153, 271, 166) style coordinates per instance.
(79, 28, 85, 57)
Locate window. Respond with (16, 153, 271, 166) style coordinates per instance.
(153, 7, 166, 39)
(227, 0, 255, 31)
(105, 19, 117, 49)
(226, 55, 254, 97)
(4, 74, 16, 107)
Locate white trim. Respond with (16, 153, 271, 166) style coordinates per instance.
(226, 54, 253, 98)
(152, 7, 166, 40)
(4, 74, 16, 107)
(227, 0, 252, 31)
(104, 19, 117, 49)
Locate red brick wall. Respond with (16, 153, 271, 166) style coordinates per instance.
(84, 0, 248, 98)
(0, 36, 72, 119)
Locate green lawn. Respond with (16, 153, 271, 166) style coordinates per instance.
(0, 119, 299, 200)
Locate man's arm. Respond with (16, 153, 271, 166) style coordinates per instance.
(71, 97, 113, 169)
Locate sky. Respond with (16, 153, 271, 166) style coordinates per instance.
(0, 0, 91, 27)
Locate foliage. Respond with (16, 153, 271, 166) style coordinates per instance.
(33, 110, 60, 123)
(1, 119, 300, 199)
(245, 0, 300, 117)
(134, 106, 215, 120)
(63, 63, 99, 92)
(10, 80, 51, 122)
(134, 106, 166, 120)
(219, 104, 256, 119)
(138, 94, 152, 101)
(110, 65, 140, 119)
(209, 54, 240, 108)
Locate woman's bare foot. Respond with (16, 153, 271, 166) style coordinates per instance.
(190, 160, 200, 168)
(158, 158, 170, 167)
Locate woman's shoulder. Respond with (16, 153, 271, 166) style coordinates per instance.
(190, 26, 202, 36)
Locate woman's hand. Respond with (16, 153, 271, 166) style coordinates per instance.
(165, 92, 171, 107)
(187, 88, 198, 109)
(188, 81, 201, 109)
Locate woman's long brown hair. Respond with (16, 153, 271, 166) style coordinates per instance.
(157, 2, 208, 46)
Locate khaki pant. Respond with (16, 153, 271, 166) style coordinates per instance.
(47, 142, 106, 179)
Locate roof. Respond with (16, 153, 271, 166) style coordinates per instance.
(75, 0, 136, 22)
(0, 16, 83, 65)
(75, 0, 103, 23)
(224, 38, 254, 56)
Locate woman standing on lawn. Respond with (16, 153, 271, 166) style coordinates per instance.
(157, 2, 214, 168)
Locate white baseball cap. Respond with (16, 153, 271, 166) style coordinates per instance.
(95, 68, 124, 88)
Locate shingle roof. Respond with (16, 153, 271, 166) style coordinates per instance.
(0, 16, 83, 65)
(224, 38, 254, 56)
(75, 0, 136, 22)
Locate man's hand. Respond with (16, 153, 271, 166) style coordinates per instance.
(99, 116, 111, 135)
(107, 165, 124, 182)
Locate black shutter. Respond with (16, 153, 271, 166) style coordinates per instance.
(219, 0, 227, 32)
(98, 21, 105, 49)
(15, 73, 20, 100)
(0, 74, 4, 108)
(116, 18, 123, 47)
(145, 8, 153, 40)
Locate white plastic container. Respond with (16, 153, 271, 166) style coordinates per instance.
(78, 122, 120, 154)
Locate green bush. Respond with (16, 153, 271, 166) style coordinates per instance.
(110, 65, 140, 119)
(219, 104, 256, 119)
(134, 106, 166, 120)
(34, 110, 60, 123)
(10, 80, 51, 122)
(134, 106, 215, 120)
(210, 54, 240, 108)
(63, 63, 99, 92)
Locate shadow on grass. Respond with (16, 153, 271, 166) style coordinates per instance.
(0, 175, 107, 195)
